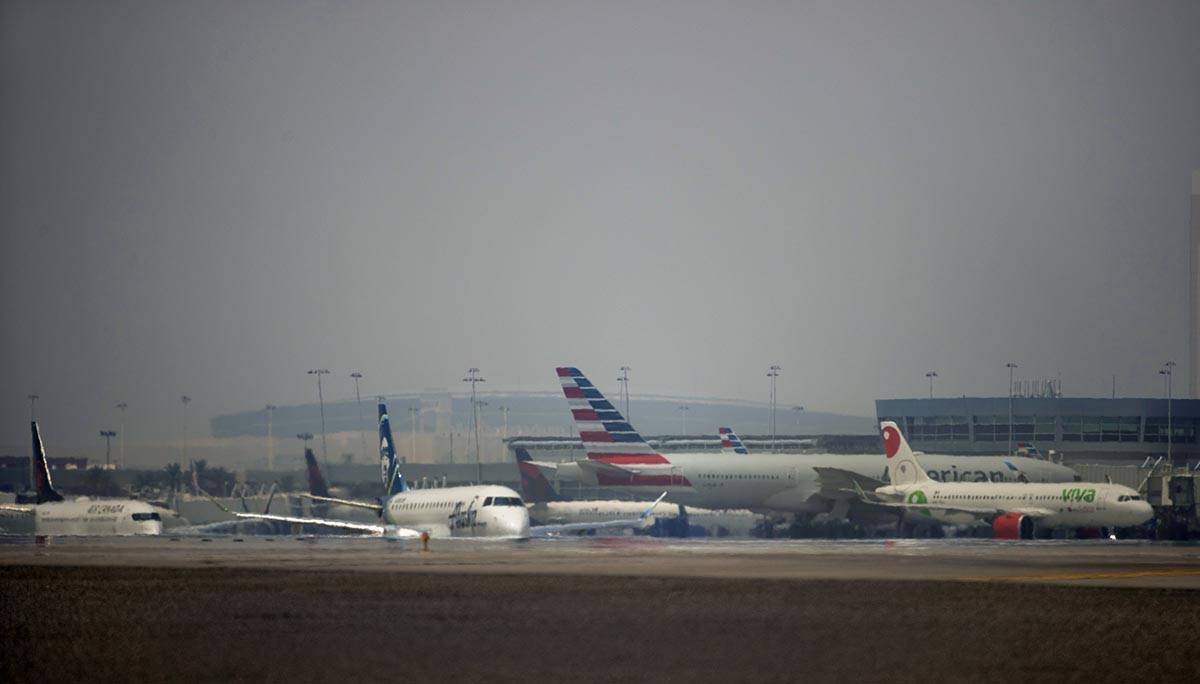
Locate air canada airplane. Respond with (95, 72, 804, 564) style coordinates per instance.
(0, 423, 163, 536)
(843, 422, 1154, 539)
(235, 403, 660, 539)
(549, 367, 1079, 517)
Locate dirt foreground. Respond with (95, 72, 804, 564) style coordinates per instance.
(2, 565, 1198, 683)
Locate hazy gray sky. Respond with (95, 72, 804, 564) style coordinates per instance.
(3, 1, 1199, 448)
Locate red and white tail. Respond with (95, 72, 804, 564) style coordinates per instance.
(718, 427, 748, 455)
(556, 367, 668, 465)
(880, 420, 929, 486)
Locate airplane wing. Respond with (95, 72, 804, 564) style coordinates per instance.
(300, 493, 384, 514)
(813, 467, 887, 498)
(530, 492, 668, 537)
(0, 504, 34, 514)
(231, 512, 421, 538)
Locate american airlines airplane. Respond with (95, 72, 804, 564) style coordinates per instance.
(236, 403, 658, 538)
(550, 367, 1079, 517)
(844, 422, 1154, 539)
(719, 427, 749, 455)
(0, 423, 163, 536)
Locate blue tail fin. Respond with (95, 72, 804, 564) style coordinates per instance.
(378, 403, 408, 496)
(303, 448, 330, 498)
(31, 422, 64, 504)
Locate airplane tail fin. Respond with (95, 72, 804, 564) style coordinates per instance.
(880, 421, 930, 487)
(556, 367, 668, 465)
(304, 448, 331, 498)
(378, 403, 408, 496)
(515, 447, 563, 503)
(31, 422, 64, 504)
(718, 427, 748, 455)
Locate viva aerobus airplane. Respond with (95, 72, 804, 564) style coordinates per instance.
(0, 423, 163, 536)
(547, 367, 1078, 517)
(841, 421, 1154, 539)
(235, 403, 662, 539)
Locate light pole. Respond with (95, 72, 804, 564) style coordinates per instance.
(925, 371, 938, 399)
(793, 405, 805, 427)
(297, 432, 314, 452)
(408, 406, 420, 463)
(27, 394, 39, 422)
(351, 372, 366, 464)
(678, 405, 689, 435)
(1005, 363, 1017, 456)
(265, 405, 277, 471)
(180, 395, 191, 464)
(100, 430, 117, 469)
(1162, 361, 1176, 464)
(307, 369, 330, 467)
(768, 365, 782, 451)
(462, 368, 486, 481)
(617, 366, 631, 419)
(114, 398, 127, 468)
(499, 405, 510, 440)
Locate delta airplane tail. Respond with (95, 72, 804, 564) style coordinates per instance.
(881, 421, 931, 487)
(378, 403, 408, 496)
(304, 448, 330, 498)
(515, 448, 563, 503)
(31, 422, 63, 504)
(556, 367, 668, 466)
(718, 427, 748, 455)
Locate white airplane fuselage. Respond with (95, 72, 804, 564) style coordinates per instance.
(383, 485, 530, 538)
(545, 452, 1078, 514)
(877, 481, 1154, 529)
(0, 498, 164, 536)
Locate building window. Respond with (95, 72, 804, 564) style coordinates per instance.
(905, 415, 969, 441)
(1145, 418, 1196, 444)
(1034, 416, 1056, 442)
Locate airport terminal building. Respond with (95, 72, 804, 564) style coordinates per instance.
(876, 397, 1200, 464)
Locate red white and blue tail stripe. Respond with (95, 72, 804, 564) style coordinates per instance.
(557, 367, 669, 465)
(718, 427, 749, 455)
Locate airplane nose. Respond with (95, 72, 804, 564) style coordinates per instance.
(1136, 502, 1154, 524)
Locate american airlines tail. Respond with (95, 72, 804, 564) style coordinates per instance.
(304, 448, 330, 498)
(515, 448, 563, 503)
(718, 427, 748, 455)
(31, 422, 64, 504)
(556, 367, 668, 465)
(880, 421, 931, 487)
(378, 403, 408, 496)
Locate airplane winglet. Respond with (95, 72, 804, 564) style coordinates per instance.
(639, 491, 668, 520)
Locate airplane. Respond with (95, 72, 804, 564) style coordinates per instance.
(0, 422, 163, 536)
(548, 367, 1079, 519)
(234, 403, 661, 539)
(838, 421, 1154, 539)
(518, 446, 697, 535)
(719, 427, 748, 455)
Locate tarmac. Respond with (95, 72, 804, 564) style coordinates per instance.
(3, 535, 1200, 588)
(3, 537, 1200, 682)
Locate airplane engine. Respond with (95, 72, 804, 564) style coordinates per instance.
(991, 512, 1033, 540)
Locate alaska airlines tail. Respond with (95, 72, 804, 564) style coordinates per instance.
(880, 421, 930, 487)
(718, 427, 748, 455)
(378, 403, 408, 496)
(515, 448, 563, 503)
(31, 422, 64, 504)
(556, 367, 668, 465)
(304, 448, 330, 498)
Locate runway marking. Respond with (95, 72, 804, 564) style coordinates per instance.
(958, 567, 1200, 583)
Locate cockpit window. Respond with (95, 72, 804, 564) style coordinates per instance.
(131, 512, 161, 521)
(491, 497, 524, 507)
(482, 497, 494, 507)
